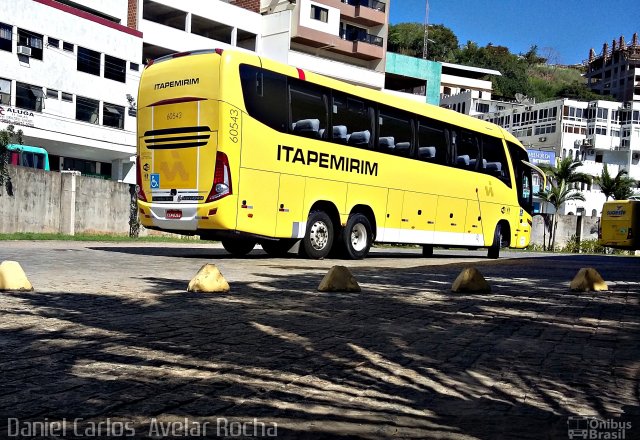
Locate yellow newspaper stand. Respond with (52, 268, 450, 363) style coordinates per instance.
(599, 200, 640, 250)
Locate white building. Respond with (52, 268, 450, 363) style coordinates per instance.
(479, 98, 640, 216)
(0, 0, 141, 183)
(132, 0, 388, 89)
(438, 63, 501, 115)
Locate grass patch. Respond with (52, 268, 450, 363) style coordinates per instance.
(0, 232, 204, 242)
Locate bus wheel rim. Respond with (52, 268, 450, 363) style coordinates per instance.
(350, 223, 367, 251)
(310, 221, 329, 250)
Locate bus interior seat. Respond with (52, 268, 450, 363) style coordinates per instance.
(469, 158, 487, 170)
(292, 118, 321, 138)
(418, 146, 437, 160)
(347, 130, 371, 148)
(486, 161, 503, 175)
(332, 125, 348, 143)
(378, 136, 395, 151)
(456, 154, 470, 167)
(393, 142, 411, 156)
(318, 128, 326, 139)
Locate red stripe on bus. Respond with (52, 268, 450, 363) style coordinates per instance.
(297, 68, 305, 80)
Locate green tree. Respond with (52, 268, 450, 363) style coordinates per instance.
(0, 125, 23, 196)
(538, 157, 591, 250)
(387, 22, 424, 57)
(425, 24, 458, 61)
(540, 156, 592, 186)
(387, 23, 458, 61)
(594, 164, 636, 200)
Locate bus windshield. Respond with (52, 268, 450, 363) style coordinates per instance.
(507, 142, 533, 215)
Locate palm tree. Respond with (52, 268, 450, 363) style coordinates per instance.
(537, 157, 591, 250)
(538, 180, 586, 250)
(539, 156, 592, 187)
(594, 164, 636, 201)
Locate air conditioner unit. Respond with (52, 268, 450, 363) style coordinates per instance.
(633, 153, 640, 160)
(17, 45, 32, 57)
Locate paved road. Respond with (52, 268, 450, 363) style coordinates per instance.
(0, 241, 639, 439)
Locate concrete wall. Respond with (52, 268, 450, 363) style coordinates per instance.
(0, 166, 131, 235)
(531, 214, 600, 249)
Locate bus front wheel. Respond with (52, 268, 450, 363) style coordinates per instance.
(301, 211, 334, 259)
(343, 213, 372, 260)
(487, 224, 507, 259)
(222, 238, 256, 257)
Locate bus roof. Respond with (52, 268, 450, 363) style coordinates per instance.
(6, 144, 49, 154)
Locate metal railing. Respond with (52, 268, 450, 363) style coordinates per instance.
(342, 0, 386, 13)
(340, 29, 384, 47)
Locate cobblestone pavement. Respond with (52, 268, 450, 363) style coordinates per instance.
(0, 241, 639, 439)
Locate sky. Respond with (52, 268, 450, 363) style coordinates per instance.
(389, 0, 640, 65)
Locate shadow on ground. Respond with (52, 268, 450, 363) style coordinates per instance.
(1, 253, 639, 439)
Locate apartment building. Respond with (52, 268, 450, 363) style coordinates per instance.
(479, 98, 640, 215)
(585, 33, 640, 102)
(128, 0, 390, 89)
(281, 0, 389, 88)
(0, 0, 141, 183)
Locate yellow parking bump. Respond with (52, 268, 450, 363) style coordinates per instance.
(187, 264, 230, 293)
(570, 268, 608, 292)
(451, 267, 491, 293)
(318, 265, 361, 292)
(0, 261, 34, 292)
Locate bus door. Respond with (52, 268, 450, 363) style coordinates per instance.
(382, 189, 404, 242)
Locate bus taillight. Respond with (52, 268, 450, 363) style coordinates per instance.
(207, 152, 232, 202)
(136, 156, 147, 202)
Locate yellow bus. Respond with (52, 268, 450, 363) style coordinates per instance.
(136, 49, 541, 259)
(599, 200, 640, 250)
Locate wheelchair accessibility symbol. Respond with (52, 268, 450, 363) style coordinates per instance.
(150, 173, 160, 189)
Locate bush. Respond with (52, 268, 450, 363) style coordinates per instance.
(560, 235, 632, 255)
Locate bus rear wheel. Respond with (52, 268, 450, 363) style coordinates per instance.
(301, 211, 334, 259)
(343, 213, 372, 260)
(222, 238, 256, 257)
(260, 239, 296, 257)
(487, 224, 508, 259)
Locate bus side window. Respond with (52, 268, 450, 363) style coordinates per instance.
(417, 119, 447, 164)
(377, 105, 412, 157)
(455, 130, 480, 170)
(239, 64, 288, 132)
(289, 80, 327, 140)
(332, 93, 373, 150)
(482, 135, 511, 187)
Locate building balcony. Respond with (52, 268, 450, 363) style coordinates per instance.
(292, 26, 384, 61)
(322, 0, 386, 27)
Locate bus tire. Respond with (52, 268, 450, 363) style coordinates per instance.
(301, 211, 334, 259)
(221, 238, 256, 256)
(422, 245, 434, 257)
(343, 213, 372, 260)
(487, 224, 506, 259)
(261, 239, 295, 257)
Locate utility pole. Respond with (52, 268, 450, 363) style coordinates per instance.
(422, 0, 429, 59)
